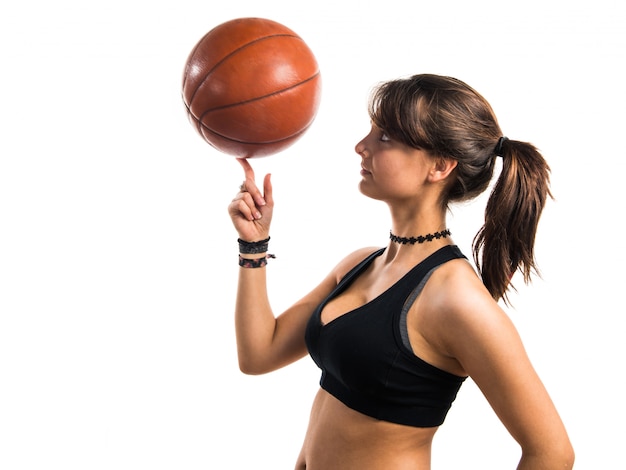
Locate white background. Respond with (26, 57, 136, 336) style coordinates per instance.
(1, 0, 624, 468)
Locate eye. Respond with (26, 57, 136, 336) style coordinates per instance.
(379, 132, 391, 142)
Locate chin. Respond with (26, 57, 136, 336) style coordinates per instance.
(358, 181, 383, 201)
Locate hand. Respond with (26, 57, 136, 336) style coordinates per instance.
(228, 158, 274, 242)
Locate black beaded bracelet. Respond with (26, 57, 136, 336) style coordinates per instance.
(238, 254, 275, 268)
(238, 236, 270, 254)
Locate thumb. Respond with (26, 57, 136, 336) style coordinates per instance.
(263, 173, 273, 206)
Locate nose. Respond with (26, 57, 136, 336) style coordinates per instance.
(355, 136, 367, 156)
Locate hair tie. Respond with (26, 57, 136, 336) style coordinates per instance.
(495, 136, 509, 157)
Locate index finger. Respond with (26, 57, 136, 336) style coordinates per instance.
(237, 158, 255, 182)
(236, 158, 266, 206)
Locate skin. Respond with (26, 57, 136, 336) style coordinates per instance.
(228, 125, 574, 469)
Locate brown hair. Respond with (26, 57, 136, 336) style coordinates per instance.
(368, 74, 552, 303)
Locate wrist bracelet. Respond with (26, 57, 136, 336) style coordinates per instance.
(238, 236, 270, 254)
(239, 254, 276, 268)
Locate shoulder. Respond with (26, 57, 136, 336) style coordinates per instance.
(302, 246, 382, 302)
(427, 256, 504, 321)
(330, 246, 383, 283)
(421, 258, 521, 369)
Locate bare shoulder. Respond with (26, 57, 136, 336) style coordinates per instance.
(293, 246, 382, 306)
(421, 258, 521, 368)
(330, 246, 383, 283)
(424, 257, 495, 316)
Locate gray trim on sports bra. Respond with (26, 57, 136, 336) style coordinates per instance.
(399, 266, 437, 352)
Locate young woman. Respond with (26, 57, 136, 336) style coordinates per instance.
(228, 74, 574, 469)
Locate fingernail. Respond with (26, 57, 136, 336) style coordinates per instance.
(255, 211, 262, 219)
(258, 197, 266, 206)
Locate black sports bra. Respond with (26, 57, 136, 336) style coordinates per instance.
(305, 245, 467, 427)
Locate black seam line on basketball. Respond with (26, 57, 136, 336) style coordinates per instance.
(194, 117, 313, 145)
(187, 34, 304, 107)
(196, 72, 320, 120)
(182, 30, 211, 90)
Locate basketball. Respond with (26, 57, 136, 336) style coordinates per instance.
(181, 17, 322, 158)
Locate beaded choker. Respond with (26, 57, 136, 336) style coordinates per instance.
(389, 229, 451, 245)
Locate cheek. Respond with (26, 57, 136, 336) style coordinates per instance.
(377, 161, 413, 185)
(384, 166, 428, 198)
(361, 165, 417, 199)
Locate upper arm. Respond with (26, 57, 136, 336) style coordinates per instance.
(434, 274, 572, 460)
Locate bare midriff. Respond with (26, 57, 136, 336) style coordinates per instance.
(295, 389, 437, 470)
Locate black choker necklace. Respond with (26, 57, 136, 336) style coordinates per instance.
(389, 229, 451, 245)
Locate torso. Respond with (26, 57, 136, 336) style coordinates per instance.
(295, 389, 436, 470)
(298, 243, 472, 469)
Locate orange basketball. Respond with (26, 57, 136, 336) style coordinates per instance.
(182, 17, 322, 158)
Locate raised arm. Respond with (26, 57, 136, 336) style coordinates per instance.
(227, 159, 337, 375)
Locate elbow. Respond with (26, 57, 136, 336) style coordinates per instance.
(549, 448, 575, 470)
(562, 442, 576, 469)
(551, 435, 575, 469)
(238, 357, 271, 375)
(520, 439, 575, 469)
(238, 363, 263, 376)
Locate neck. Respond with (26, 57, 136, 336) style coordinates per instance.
(387, 200, 447, 233)
(383, 227, 453, 265)
(389, 228, 451, 245)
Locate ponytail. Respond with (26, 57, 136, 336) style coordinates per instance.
(472, 139, 552, 303)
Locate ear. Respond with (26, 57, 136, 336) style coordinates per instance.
(428, 157, 458, 183)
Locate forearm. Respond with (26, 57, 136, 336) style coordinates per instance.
(234, 255, 278, 374)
